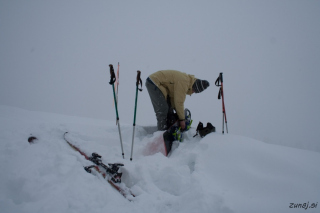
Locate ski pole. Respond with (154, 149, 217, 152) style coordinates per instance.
(215, 72, 228, 134)
(130, 70, 143, 161)
(116, 62, 120, 107)
(109, 64, 124, 159)
(113, 62, 120, 125)
(221, 75, 228, 134)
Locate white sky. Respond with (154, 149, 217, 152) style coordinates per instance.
(1, 0, 319, 151)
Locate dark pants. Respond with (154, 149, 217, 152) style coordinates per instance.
(145, 78, 169, 130)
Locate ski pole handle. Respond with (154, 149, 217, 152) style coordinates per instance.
(109, 64, 116, 85)
(136, 70, 143, 91)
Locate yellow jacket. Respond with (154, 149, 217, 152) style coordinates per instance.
(149, 70, 196, 120)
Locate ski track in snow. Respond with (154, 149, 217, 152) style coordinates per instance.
(0, 105, 319, 213)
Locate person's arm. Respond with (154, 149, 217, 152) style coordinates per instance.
(174, 81, 188, 129)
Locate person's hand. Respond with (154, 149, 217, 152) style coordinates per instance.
(179, 120, 186, 131)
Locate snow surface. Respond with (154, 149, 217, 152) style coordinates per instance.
(0, 105, 319, 213)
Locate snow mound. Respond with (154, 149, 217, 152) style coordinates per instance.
(0, 105, 319, 213)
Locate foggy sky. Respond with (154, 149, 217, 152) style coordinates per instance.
(1, 0, 319, 152)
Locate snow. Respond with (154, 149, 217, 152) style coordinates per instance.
(0, 105, 319, 213)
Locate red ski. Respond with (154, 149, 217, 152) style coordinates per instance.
(63, 132, 135, 201)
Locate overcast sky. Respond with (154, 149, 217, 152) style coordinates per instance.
(1, 0, 319, 152)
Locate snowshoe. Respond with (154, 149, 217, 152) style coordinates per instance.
(162, 108, 193, 156)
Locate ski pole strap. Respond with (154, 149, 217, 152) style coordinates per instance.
(215, 73, 223, 99)
(215, 77, 221, 87)
(215, 72, 223, 87)
(218, 87, 222, 100)
(109, 64, 116, 85)
(136, 70, 143, 91)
